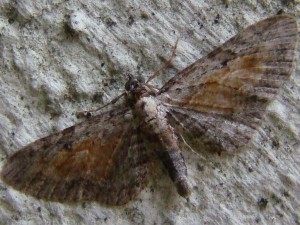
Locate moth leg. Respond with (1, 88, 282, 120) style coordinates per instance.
(146, 38, 179, 83)
(143, 83, 160, 95)
(178, 134, 201, 158)
(76, 92, 127, 118)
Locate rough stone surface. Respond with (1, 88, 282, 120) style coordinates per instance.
(0, 0, 299, 225)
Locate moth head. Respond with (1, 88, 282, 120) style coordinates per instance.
(125, 74, 144, 91)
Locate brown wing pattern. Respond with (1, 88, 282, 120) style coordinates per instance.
(1, 108, 151, 205)
(158, 15, 298, 153)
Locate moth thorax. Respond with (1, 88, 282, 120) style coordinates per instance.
(135, 96, 158, 119)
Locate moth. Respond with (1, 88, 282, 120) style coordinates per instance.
(1, 15, 298, 206)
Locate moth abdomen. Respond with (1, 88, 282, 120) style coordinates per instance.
(135, 96, 191, 198)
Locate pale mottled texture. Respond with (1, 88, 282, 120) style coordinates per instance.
(0, 1, 300, 225)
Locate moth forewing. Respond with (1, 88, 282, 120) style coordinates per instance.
(158, 15, 298, 154)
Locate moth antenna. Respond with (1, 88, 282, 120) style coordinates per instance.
(146, 37, 179, 83)
(77, 92, 126, 117)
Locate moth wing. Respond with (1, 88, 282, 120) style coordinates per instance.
(1, 108, 151, 205)
(157, 15, 298, 153)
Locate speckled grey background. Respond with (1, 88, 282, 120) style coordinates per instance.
(0, 0, 300, 224)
